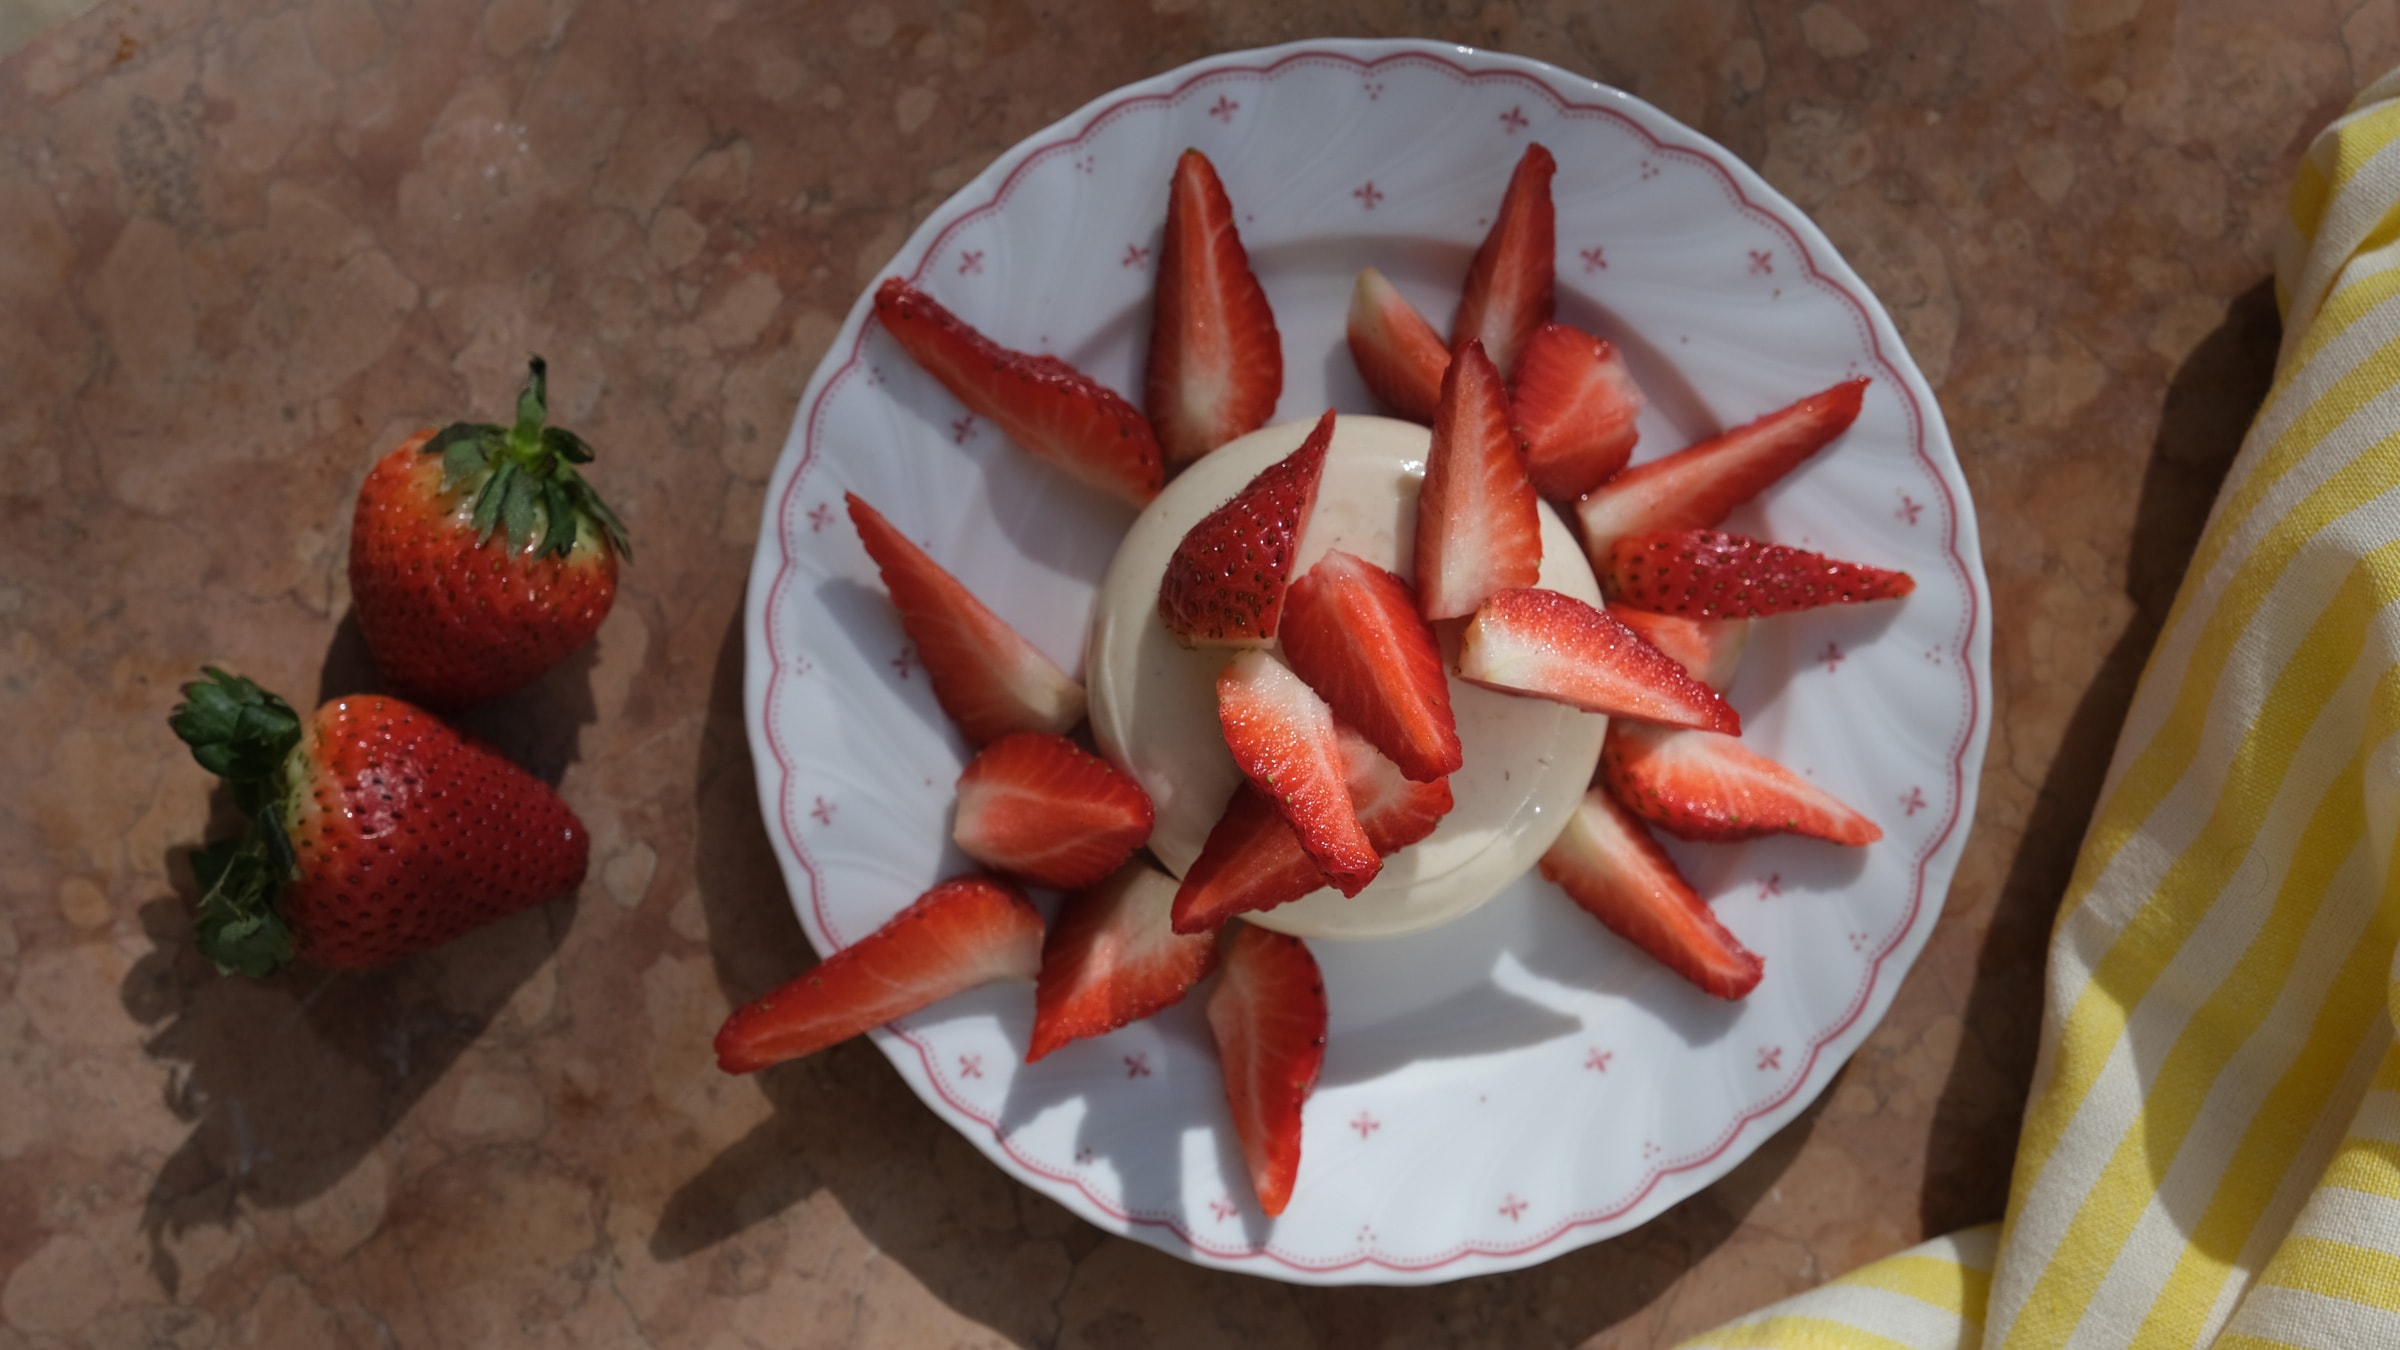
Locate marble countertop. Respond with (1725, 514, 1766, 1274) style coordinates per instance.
(0, 0, 2347, 1344)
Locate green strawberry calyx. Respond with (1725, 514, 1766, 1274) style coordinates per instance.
(420, 356, 634, 563)
(168, 667, 305, 978)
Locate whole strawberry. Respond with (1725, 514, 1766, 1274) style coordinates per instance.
(169, 668, 590, 975)
(350, 358, 630, 706)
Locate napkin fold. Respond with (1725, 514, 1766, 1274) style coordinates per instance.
(1682, 69, 2400, 1350)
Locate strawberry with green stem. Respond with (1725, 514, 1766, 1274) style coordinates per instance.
(350, 357, 632, 707)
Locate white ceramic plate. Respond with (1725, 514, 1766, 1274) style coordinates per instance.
(745, 39, 1989, 1284)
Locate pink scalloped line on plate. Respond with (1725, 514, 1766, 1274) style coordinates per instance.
(757, 43, 1985, 1272)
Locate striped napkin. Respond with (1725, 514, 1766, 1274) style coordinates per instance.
(1682, 70, 2400, 1350)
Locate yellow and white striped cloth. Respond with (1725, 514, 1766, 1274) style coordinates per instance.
(1684, 70, 2400, 1350)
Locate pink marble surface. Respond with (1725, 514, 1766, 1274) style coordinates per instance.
(0, 0, 2351, 1344)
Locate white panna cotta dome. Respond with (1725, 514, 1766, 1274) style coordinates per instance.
(1085, 414, 1609, 940)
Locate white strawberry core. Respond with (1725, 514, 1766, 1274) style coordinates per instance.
(1086, 414, 1609, 941)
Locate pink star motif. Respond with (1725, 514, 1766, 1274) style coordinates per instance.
(810, 796, 835, 826)
(864, 366, 886, 387)
(1748, 249, 1774, 275)
(1757, 873, 1783, 900)
(1499, 105, 1529, 132)
(958, 250, 984, 275)
(1353, 180, 1385, 209)
(891, 646, 916, 680)
(1820, 642, 1845, 673)
(1363, 79, 1385, 100)
(1499, 1194, 1529, 1221)
(1124, 1053, 1152, 1078)
(959, 1054, 983, 1079)
(1902, 786, 1927, 817)
(1075, 1146, 1095, 1164)
(808, 502, 835, 532)
(1638, 160, 1660, 180)
(1356, 1224, 1377, 1243)
(1585, 1047, 1612, 1073)
(1209, 94, 1238, 122)
(1643, 1140, 1663, 1160)
(1121, 243, 1151, 269)
(1074, 154, 1095, 175)
(1849, 930, 1872, 953)
(1351, 1111, 1381, 1138)
(1898, 493, 1924, 525)
(1757, 1045, 1783, 1071)
(1580, 246, 1607, 273)
(950, 415, 977, 445)
(1209, 1197, 1238, 1221)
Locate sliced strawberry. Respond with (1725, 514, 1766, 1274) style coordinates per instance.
(1172, 730, 1453, 933)
(1278, 550, 1461, 781)
(1206, 923, 1327, 1217)
(1028, 861, 1218, 1061)
(1146, 149, 1283, 467)
(1541, 789, 1763, 1001)
(1602, 721, 1881, 845)
(1576, 378, 1867, 559)
(1344, 267, 1448, 423)
(1456, 588, 1739, 733)
(1216, 649, 1379, 895)
(1511, 322, 1643, 499)
(848, 494, 1085, 746)
(715, 874, 1044, 1072)
(1451, 143, 1556, 379)
(952, 733, 1154, 889)
(873, 277, 1164, 506)
(1415, 341, 1542, 620)
(1603, 529, 1916, 619)
(1611, 609, 1750, 693)
(1157, 409, 1334, 646)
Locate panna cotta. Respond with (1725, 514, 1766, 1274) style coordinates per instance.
(1085, 414, 1609, 940)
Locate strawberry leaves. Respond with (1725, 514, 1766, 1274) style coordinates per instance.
(170, 668, 306, 977)
(423, 356, 633, 563)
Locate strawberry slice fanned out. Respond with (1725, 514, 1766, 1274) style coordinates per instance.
(1451, 143, 1556, 379)
(1612, 609, 1750, 693)
(1345, 267, 1449, 423)
(1541, 789, 1763, 1001)
(1172, 730, 1453, 933)
(1603, 529, 1916, 619)
(1207, 923, 1328, 1217)
(1217, 649, 1379, 895)
(1602, 721, 1881, 845)
(848, 494, 1086, 746)
(1457, 587, 1739, 733)
(1511, 322, 1644, 500)
(1147, 149, 1283, 467)
(1278, 550, 1461, 782)
(715, 874, 1045, 1072)
(874, 277, 1164, 507)
(1577, 377, 1867, 559)
(952, 733, 1154, 890)
(1028, 861, 1219, 1061)
(1415, 340, 1543, 620)
(1158, 408, 1334, 646)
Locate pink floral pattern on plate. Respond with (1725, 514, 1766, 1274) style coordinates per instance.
(743, 39, 1989, 1285)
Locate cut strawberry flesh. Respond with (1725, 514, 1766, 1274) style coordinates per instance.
(1611, 609, 1749, 693)
(1602, 721, 1881, 845)
(1345, 267, 1448, 423)
(1577, 377, 1867, 560)
(1206, 923, 1327, 1217)
(1540, 789, 1763, 1001)
(715, 874, 1045, 1072)
(1028, 861, 1218, 1061)
(1603, 529, 1916, 619)
(1451, 143, 1556, 379)
(1414, 340, 1543, 621)
(1456, 587, 1739, 733)
(1172, 731, 1453, 933)
(848, 494, 1086, 746)
(1146, 149, 1283, 467)
(1216, 649, 1379, 895)
(1278, 550, 1461, 781)
(952, 733, 1154, 890)
(1511, 322, 1643, 500)
(873, 277, 1164, 507)
(1157, 409, 1334, 646)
